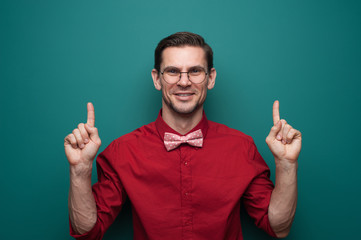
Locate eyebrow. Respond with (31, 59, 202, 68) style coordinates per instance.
(163, 65, 205, 70)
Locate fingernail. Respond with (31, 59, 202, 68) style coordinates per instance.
(84, 139, 89, 143)
(282, 140, 286, 144)
(80, 144, 85, 148)
(277, 134, 282, 140)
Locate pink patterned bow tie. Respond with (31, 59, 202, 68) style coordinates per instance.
(164, 129, 203, 151)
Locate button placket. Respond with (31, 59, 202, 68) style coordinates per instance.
(180, 146, 193, 239)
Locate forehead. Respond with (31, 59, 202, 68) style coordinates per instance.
(161, 46, 206, 68)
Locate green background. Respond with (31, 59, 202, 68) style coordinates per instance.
(1, 0, 360, 239)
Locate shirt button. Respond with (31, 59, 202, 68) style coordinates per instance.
(184, 161, 188, 166)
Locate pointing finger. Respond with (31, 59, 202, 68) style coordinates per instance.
(87, 102, 95, 127)
(273, 100, 280, 126)
(85, 124, 101, 146)
(266, 120, 282, 143)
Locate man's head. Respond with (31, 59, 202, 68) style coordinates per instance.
(152, 32, 216, 116)
(154, 32, 214, 73)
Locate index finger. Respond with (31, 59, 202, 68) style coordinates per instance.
(87, 102, 95, 127)
(273, 100, 280, 125)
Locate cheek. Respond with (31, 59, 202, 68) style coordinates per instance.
(198, 85, 208, 97)
(164, 84, 177, 95)
(161, 85, 172, 99)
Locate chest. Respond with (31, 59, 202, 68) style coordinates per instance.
(116, 139, 257, 210)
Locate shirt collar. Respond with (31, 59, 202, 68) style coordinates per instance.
(155, 109, 209, 142)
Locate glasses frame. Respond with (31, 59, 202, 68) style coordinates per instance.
(160, 67, 209, 84)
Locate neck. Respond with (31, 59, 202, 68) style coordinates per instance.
(161, 104, 203, 135)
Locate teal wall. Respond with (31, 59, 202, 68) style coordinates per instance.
(1, 0, 360, 239)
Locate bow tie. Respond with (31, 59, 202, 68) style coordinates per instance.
(164, 129, 203, 151)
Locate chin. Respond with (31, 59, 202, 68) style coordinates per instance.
(169, 102, 200, 115)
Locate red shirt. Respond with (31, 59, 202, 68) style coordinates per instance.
(70, 111, 277, 239)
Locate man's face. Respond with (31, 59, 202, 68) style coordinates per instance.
(152, 46, 216, 115)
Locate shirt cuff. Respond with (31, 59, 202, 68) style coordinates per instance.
(69, 217, 102, 240)
(264, 214, 278, 238)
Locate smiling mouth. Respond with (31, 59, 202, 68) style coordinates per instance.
(175, 93, 194, 96)
(173, 92, 195, 101)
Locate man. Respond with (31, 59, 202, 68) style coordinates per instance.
(64, 32, 301, 240)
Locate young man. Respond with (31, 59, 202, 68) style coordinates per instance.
(64, 32, 301, 240)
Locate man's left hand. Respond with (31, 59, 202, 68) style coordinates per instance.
(266, 100, 302, 163)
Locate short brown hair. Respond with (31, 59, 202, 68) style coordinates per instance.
(154, 32, 213, 72)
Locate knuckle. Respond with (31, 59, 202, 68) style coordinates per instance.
(69, 138, 76, 145)
(78, 123, 84, 128)
(272, 125, 280, 131)
(68, 134, 74, 141)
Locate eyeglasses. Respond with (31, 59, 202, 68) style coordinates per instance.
(160, 66, 208, 84)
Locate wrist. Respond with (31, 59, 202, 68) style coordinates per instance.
(70, 162, 93, 178)
(274, 158, 298, 173)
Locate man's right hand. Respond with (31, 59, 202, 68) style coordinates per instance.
(64, 102, 101, 166)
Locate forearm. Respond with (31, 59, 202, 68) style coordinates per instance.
(68, 162, 97, 235)
(268, 159, 298, 238)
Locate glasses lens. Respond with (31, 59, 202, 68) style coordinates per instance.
(189, 67, 206, 84)
(163, 68, 180, 84)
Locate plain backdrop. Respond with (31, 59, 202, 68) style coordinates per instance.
(1, 0, 360, 239)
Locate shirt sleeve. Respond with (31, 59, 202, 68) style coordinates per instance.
(69, 141, 127, 240)
(242, 140, 278, 238)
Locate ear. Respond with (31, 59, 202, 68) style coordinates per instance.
(207, 68, 216, 90)
(151, 69, 162, 91)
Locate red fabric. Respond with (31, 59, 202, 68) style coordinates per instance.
(70, 111, 277, 240)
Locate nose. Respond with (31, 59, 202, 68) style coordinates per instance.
(177, 72, 192, 87)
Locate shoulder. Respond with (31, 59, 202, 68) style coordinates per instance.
(208, 120, 254, 144)
(97, 121, 156, 161)
(111, 121, 157, 147)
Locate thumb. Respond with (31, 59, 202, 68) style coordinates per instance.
(85, 123, 101, 144)
(268, 120, 282, 139)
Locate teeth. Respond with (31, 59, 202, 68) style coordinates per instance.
(177, 94, 191, 96)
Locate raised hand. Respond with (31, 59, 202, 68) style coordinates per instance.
(64, 103, 102, 166)
(266, 100, 302, 163)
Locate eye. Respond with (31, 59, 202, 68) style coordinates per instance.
(165, 68, 180, 75)
(189, 67, 203, 75)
